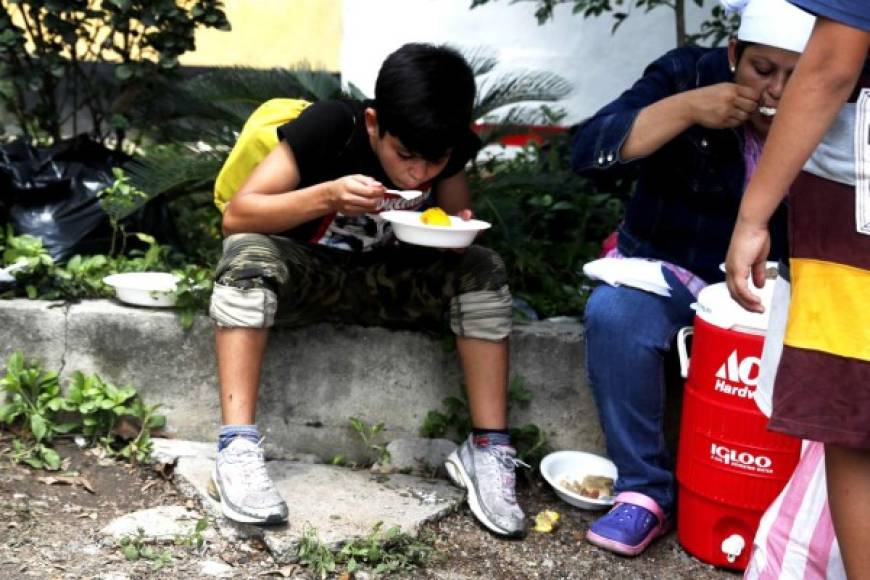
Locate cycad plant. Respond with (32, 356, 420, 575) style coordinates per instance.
(129, 64, 364, 197)
(466, 47, 572, 148)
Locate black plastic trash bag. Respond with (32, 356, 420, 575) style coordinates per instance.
(0, 135, 174, 262)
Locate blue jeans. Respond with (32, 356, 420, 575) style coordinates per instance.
(583, 267, 696, 515)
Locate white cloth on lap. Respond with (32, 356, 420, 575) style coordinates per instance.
(582, 257, 672, 297)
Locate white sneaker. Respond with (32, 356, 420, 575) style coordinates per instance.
(445, 435, 528, 537)
(210, 438, 288, 524)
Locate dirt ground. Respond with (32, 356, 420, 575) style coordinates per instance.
(0, 439, 738, 579)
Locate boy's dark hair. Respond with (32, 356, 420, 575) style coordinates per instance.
(374, 43, 476, 162)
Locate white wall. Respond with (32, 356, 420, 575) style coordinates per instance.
(341, 0, 711, 125)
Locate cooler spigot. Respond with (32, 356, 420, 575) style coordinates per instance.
(721, 534, 745, 563)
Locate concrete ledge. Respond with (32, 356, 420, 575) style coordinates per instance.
(0, 299, 603, 461)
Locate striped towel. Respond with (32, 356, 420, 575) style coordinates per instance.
(744, 441, 844, 580)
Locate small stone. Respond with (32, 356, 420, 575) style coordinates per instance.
(199, 560, 235, 577)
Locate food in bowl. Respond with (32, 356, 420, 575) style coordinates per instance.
(419, 207, 451, 226)
(560, 474, 614, 500)
(540, 450, 618, 509)
(380, 210, 491, 249)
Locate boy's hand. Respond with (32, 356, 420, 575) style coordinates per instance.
(450, 208, 476, 253)
(328, 175, 386, 216)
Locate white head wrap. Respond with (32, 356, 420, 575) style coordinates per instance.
(721, 0, 816, 53)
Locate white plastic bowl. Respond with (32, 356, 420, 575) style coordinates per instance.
(102, 272, 180, 308)
(381, 210, 491, 249)
(540, 450, 619, 510)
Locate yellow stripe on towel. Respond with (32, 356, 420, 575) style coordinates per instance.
(784, 258, 870, 361)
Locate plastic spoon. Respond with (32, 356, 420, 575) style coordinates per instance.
(385, 189, 423, 200)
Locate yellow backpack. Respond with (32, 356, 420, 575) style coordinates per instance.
(213, 98, 311, 213)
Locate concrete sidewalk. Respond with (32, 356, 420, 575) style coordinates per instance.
(150, 438, 464, 564)
(0, 299, 602, 462)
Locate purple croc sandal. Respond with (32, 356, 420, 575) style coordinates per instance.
(585, 492, 671, 557)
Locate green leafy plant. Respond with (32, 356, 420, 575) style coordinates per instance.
(470, 132, 626, 318)
(0, 352, 75, 469)
(339, 522, 433, 575)
(0, 352, 167, 469)
(115, 397, 165, 465)
(297, 522, 432, 579)
(297, 524, 336, 579)
(170, 263, 215, 330)
(470, 0, 739, 47)
(420, 375, 551, 468)
(65, 372, 136, 441)
(420, 394, 471, 441)
(64, 370, 165, 464)
(0, 226, 55, 299)
(4, 437, 62, 471)
(0, 0, 230, 146)
(98, 168, 152, 256)
(349, 416, 391, 466)
(174, 517, 209, 553)
(118, 527, 173, 571)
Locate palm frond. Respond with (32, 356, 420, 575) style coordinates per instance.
(127, 147, 224, 199)
(475, 70, 572, 119)
(462, 47, 499, 77)
(146, 65, 358, 145)
(476, 104, 566, 146)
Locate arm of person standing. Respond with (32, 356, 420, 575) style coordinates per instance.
(725, 17, 870, 311)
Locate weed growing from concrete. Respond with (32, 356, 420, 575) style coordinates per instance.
(116, 518, 208, 570)
(297, 521, 433, 578)
(118, 527, 173, 571)
(174, 517, 209, 554)
(349, 416, 391, 466)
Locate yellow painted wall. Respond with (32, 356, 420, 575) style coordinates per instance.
(180, 0, 342, 71)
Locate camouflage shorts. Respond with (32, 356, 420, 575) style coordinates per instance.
(209, 233, 512, 340)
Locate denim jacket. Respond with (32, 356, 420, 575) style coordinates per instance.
(571, 46, 788, 284)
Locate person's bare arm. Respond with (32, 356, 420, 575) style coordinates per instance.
(726, 18, 870, 311)
(222, 142, 386, 236)
(735, 19, 869, 228)
(620, 83, 760, 159)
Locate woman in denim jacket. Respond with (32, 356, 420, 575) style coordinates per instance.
(571, 0, 815, 557)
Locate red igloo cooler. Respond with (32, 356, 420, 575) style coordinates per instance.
(675, 279, 800, 570)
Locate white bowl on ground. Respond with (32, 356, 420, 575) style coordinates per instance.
(381, 210, 491, 249)
(103, 272, 180, 308)
(540, 450, 619, 510)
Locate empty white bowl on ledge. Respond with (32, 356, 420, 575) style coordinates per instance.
(102, 272, 180, 308)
